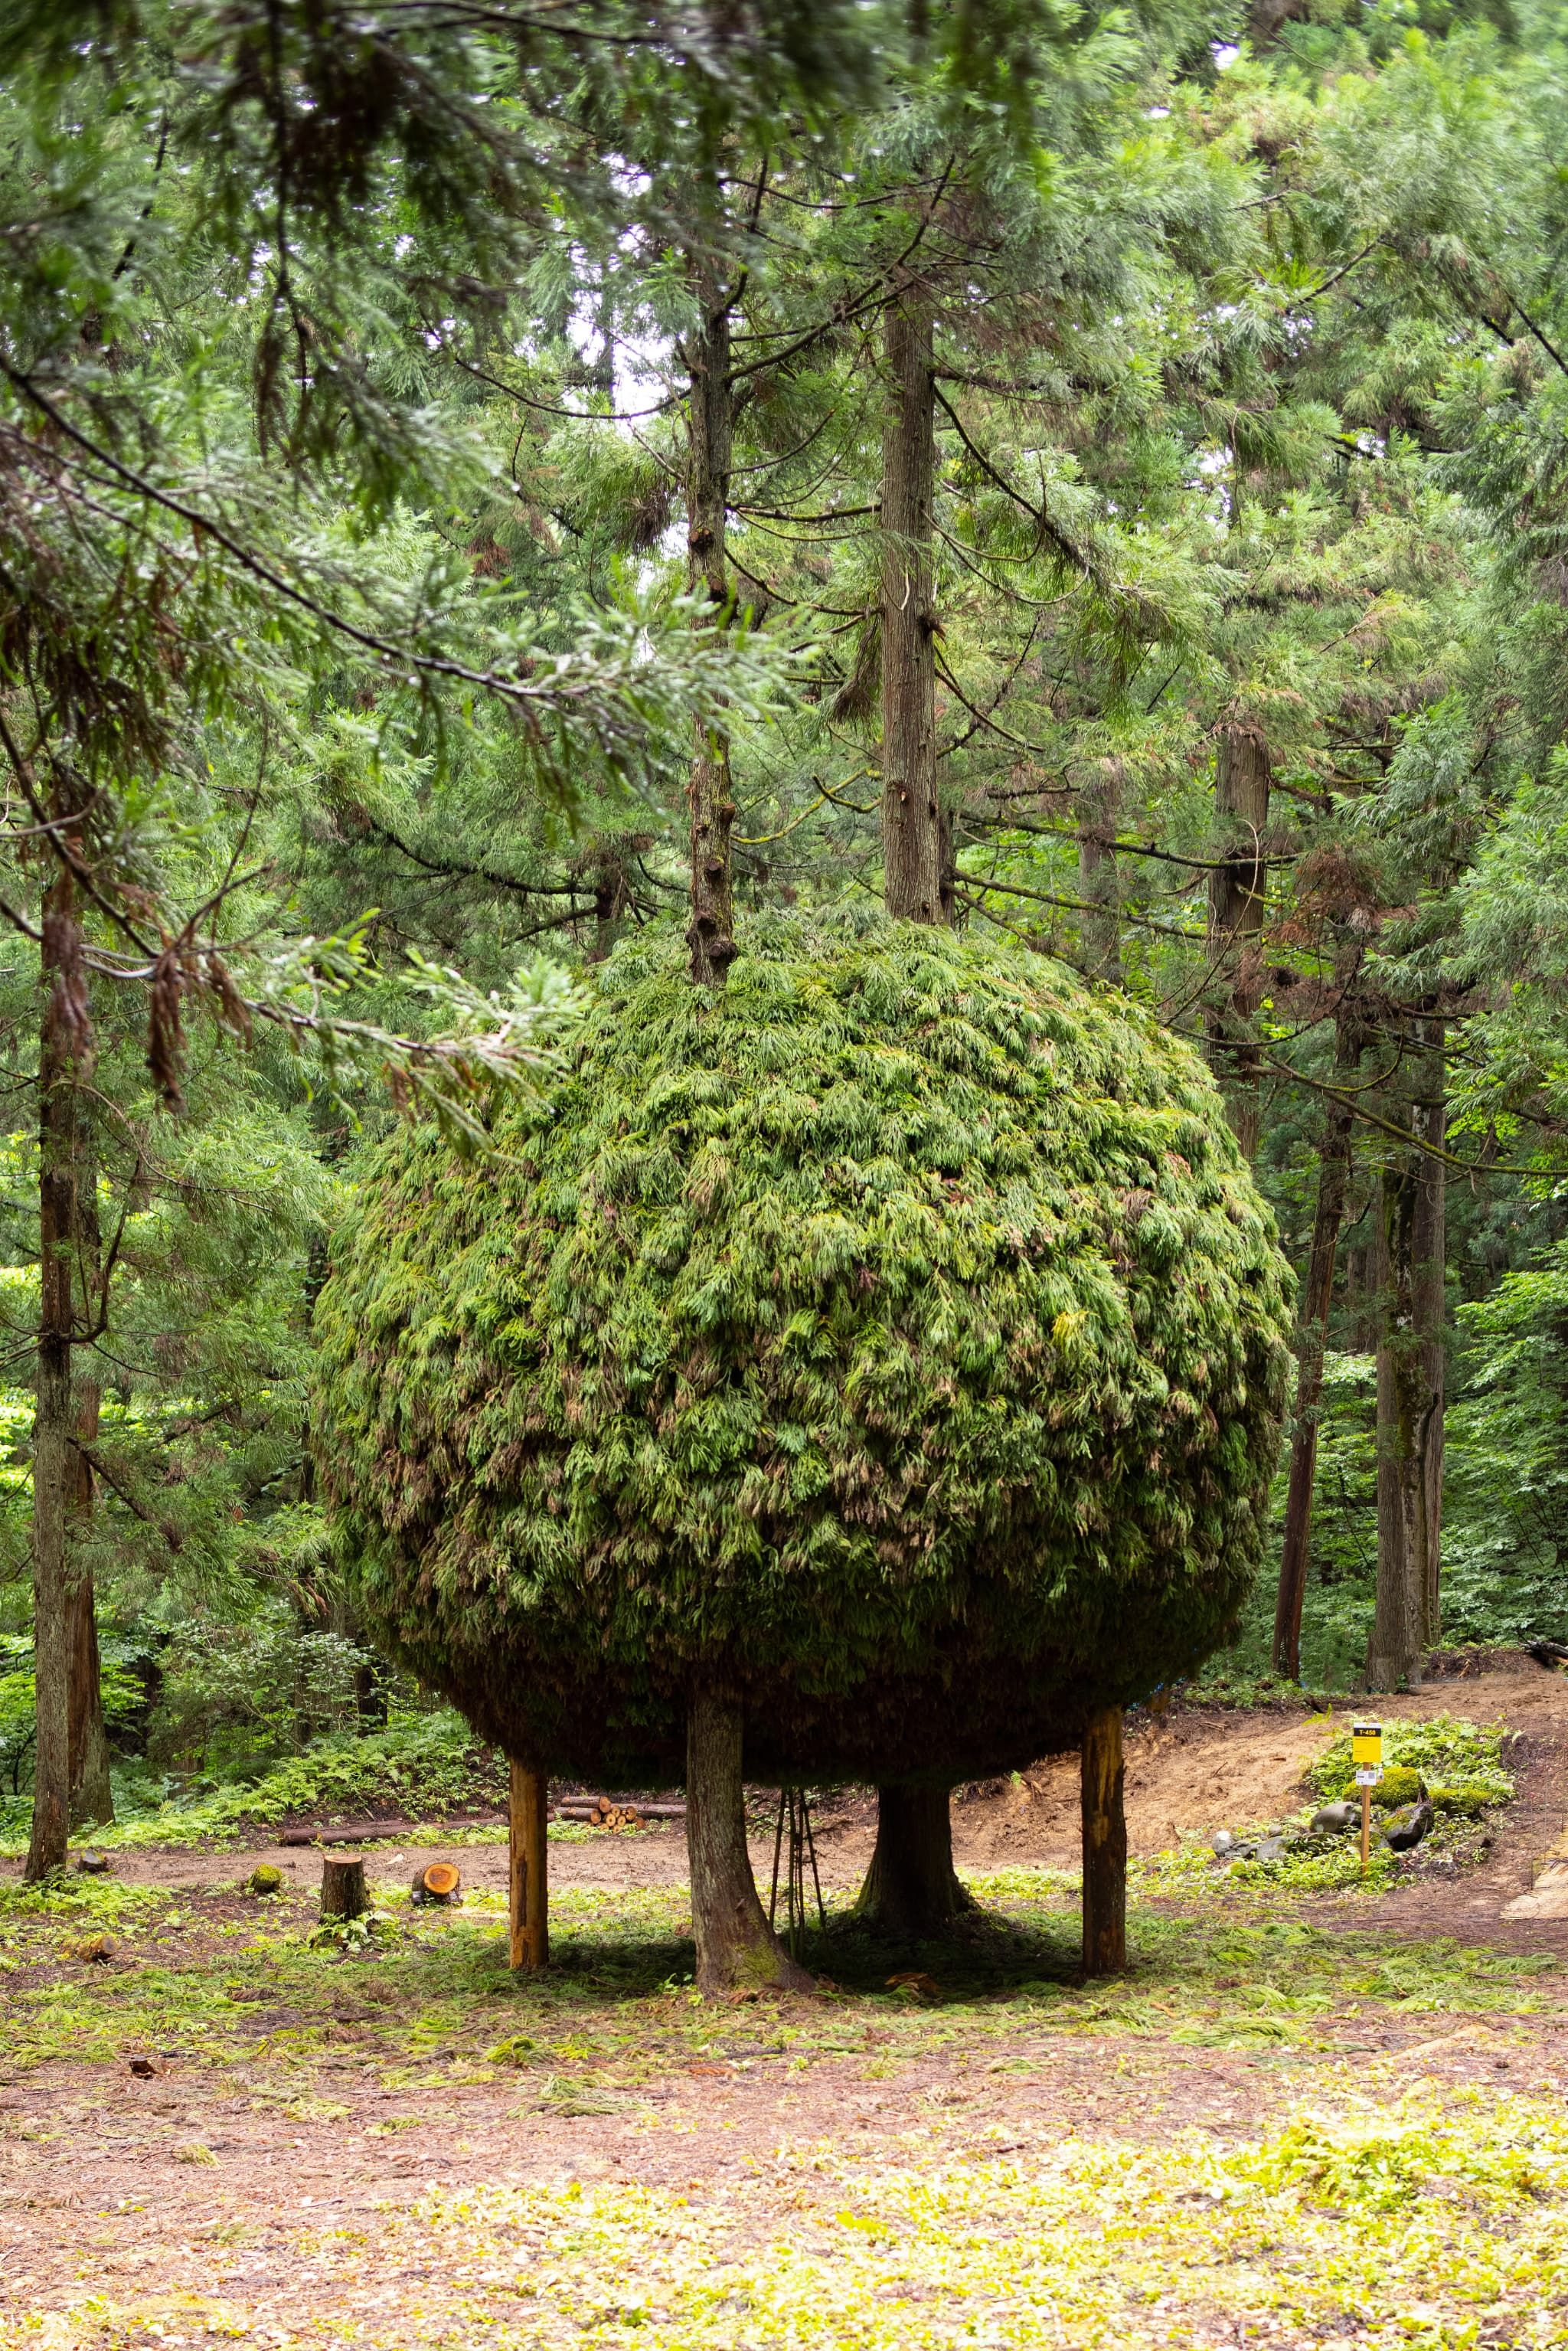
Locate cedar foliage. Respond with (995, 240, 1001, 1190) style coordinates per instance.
(315, 914, 1293, 1781)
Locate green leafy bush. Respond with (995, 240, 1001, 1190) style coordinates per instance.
(317, 915, 1294, 1784)
(0, 1708, 503, 1851)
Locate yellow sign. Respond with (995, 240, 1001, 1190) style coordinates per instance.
(1352, 1722, 1382, 1767)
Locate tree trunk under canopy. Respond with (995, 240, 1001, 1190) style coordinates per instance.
(1076, 757, 1123, 984)
(1207, 723, 1272, 1159)
(880, 288, 942, 921)
(1080, 1707, 1126, 1978)
(1366, 1029, 1445, 1689)
(854, 1784, 973, 1935)
(67, 1130, 111, 1830)
(685, 1685, 812, 1996)
(1272, 1009, 1359, 1680)
(27, 868, 93, 1881)
(684, 257, 737, 988)
(874, 280, 964, 1892)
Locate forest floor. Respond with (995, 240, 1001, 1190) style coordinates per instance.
(5, 1653, 1568, 2349)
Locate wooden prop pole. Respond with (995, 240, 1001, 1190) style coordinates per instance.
(1080, 1705, 1127, 1977)
(508, 1761, 548, 1971)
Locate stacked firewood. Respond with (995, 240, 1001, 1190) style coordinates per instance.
(553, 1794, 686, 1829)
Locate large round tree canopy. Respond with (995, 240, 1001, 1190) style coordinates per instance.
(315, 915, 1293, 1781)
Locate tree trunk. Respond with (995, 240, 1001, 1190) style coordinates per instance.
(67, 1132, 111, 1830)
(685, 260, 737, 987)
(854, 1784, 973, 1935)
(1080, 1706, 1126, 1978)
(1207, 723, 1272, 1158)
(508, 1758, 548, 1971)
(26, 870, 92, 1882)
(880, 288, 942, 921)
(1076, 757, 1123, 984)
(875, 283, 962, 1871)
(684, 1685, 812, 1996)
(1413, 1015, 1446, 1647)
(1272, 1011, 1359, 1679)
(1365, 1038, 1445, 1692)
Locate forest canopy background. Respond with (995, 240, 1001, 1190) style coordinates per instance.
(1, 0, 1566, 1839)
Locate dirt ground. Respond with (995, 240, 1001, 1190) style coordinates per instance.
(5, 1656, 1568, 2349)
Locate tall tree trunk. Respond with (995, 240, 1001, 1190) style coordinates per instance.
(866, 276, 964, 1918)
(1080, 1706, 1126, 1977)
(66, 1126, 111, 1828)
(67, 1387, 113, 1829)
(1076, 757, 1122, 984)
(1207, 723, 1272, 1158)
(685, 1685, 812, 1995)
(1365, 1037, 1445, 1691)
(1413, 1015, 1446, 1646)
(1272, 1010, 1359, 1679)
(27, 870, 92, 1879)
(854, 1784, 972, 1935)
(684, 262, 737, 988)
(880, 287, 942, 920)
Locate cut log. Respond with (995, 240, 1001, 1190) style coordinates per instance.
(1080, 1706, 1126, 1978)
(319, 1855, 368, 1921)
(509, 1760, 548, 1971)
(412, 1860, 462, 1902)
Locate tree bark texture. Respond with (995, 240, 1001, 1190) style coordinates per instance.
(1414, 1018, 1446, 1646)
(27, 871, 93, 1881)
(685, 1685, 812, 1995)
(880, 289, 943, 923)
(319, 1855, 368, 1920)
(1076, 757, 1123, 984)
(854, 1784, 973, 1935)
(508, 1758, 548, 1971)
(874, 283, 961, 1879)
(1272, 1011, 1359, 1679)
(67, 1130, 111, 1829)
(1207, 724, 1272, 1159)
(1366, 1028, 1445, 1689)
(1080, 1706, 1126, 1978)
(685, 264, 737, 987)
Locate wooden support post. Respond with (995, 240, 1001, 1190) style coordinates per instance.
(1361, 1781, 1371, 1876)
(1080, 1705, 1127, 1978)
(508, 1760, 548, 1972)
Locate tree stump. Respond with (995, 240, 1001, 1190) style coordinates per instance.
(319, 1854, 367, 1921)
(508, 1760, 548, 1971)
(411, 1861, 461, 1903)
(1080, 1705, 1126, 1978)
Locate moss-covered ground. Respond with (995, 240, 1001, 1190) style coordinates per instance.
(2, 1854, 1566, 2349)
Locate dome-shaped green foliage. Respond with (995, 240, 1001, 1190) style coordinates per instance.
(315, 914, 1293, 1782)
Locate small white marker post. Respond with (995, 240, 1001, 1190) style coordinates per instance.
(1353, 1721, 1383, 1875)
